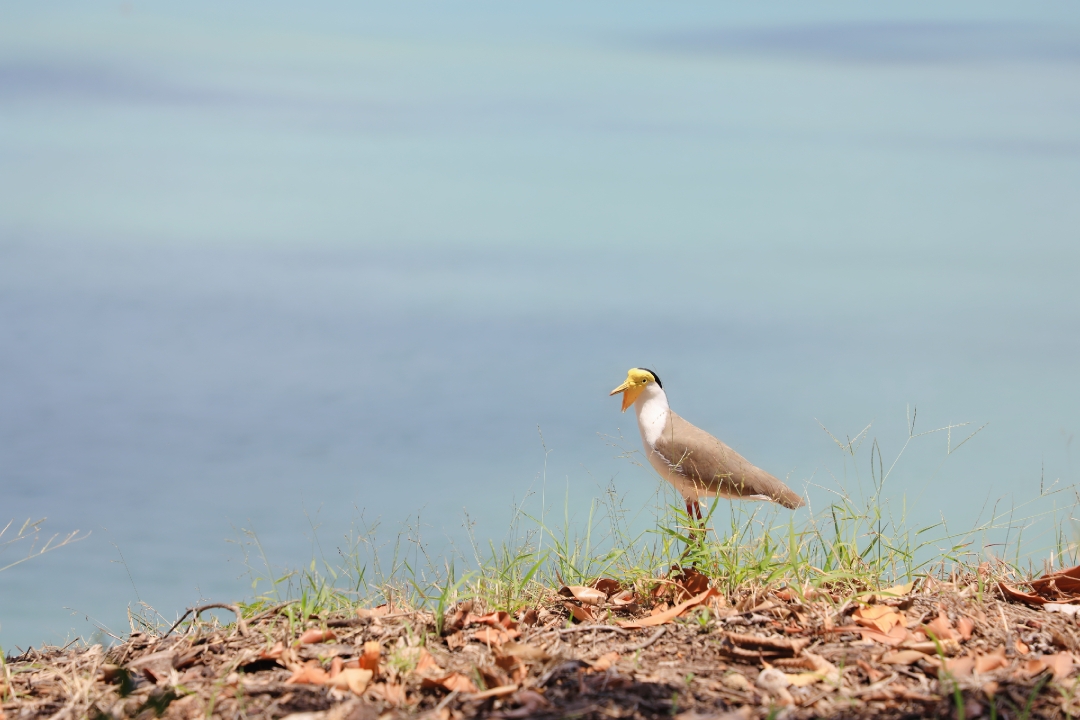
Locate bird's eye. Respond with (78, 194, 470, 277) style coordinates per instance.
(642, 378, 649, 383)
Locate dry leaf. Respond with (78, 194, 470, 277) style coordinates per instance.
(611, 590, 637, 607)
(999, 583, 1048, 606)
(1014, 638, 1030, 656)
(329, 657, 343, 678)
(381, 681, 406, 707)
(881, 650, 927, 666)
(565, 603, 595, 624)
(852, 623, 909, 646)
(469, 611, 518, 630)
(619, 588, 717, 629)
(474, 626, 521, 646)
(519, 608, 539, 626)
(356, 604, 391, 620)
(854, 605, 904, 634)
(879, 581, 915, 598)
(422, 672, 479, 694)
(560, 586, 607, 606)
(359, 641, 381, 676)
(946, 656, 975, 677)
(327, 668, 373, 695)
(258, 641, 284, 660)
(975, 646, 1009, 674)
(590, 652, 619, 672)
(957, 617, 975, 641)
(498, 642, 550, 663)
(671, 567, 711, 599)
(1044, 651, 1075, 680)
(286, 663, 330, 685)
(592, 578, 622, 596)
(925, 614, 958, 642)
(414, 647, 441, 675)
(857, 659, 884, 683)
(298, 629, 337, 645)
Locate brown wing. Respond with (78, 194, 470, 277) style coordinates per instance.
(653, 411, 804, 509)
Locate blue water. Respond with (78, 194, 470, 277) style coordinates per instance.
(2, 2, 1079, 650)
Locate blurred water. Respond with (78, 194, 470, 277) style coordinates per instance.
(2, 2, 1079, 650)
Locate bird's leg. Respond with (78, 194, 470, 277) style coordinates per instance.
(685, 498, 704, 541)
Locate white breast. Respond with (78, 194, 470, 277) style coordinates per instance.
(633, 384, 669, 450)
(633, 384, 705, 501)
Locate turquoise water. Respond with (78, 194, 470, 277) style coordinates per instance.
(2, 2, 1079, 650)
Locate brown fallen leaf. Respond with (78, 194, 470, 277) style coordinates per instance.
(946, 656, 975, 677)
(286, 663, 330, 685)
(414, 647, 441, 675)
(592, 578, 622, 596)
(468, 611, 518, 630)
(565, 603, 596, 624)
(851, 623, 909, 646)
(857, 659, 884, 683)
(975, 646, 1009, 674)
(1014, 638, 1030, 655)
(999, 583, 1048, 606)
(671, 567, 711, 600)
(881, 650, 926, 665)
(298, 628, 337, 645)
(518, 608, 539, 627)
(1017, 652, 1074, 681)
(619, 588, 717, 629)
(560, 586, 607, 606)
(360, 641, 381, 676)
(380, 681, 406, 707)
(474, 626, 521, 646)
(854, 605, 905, 634)
(878, 581, 915, 598)
(925, 614, 959, 642)
(498, 641, 550, 663)
(356, 604, 391, 620)
(258, 641, 285, 660)
(422, 672, 479, 694)
(1044, 651, 1075, 680)
(590, 652, 620, 672)
(444, 601, 474, 633)
(445, 632, 466, 651)
(327, 667, 373, 695)
(329, 657, 343, 677)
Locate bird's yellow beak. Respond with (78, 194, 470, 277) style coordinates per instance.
(609, 376, 645, 412)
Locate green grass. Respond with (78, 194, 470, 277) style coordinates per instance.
(173, 416, 1079, 633)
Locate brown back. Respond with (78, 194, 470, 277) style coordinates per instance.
(654, 412, 804, 509)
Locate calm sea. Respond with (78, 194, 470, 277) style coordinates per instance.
(2, 2, 1079, 650)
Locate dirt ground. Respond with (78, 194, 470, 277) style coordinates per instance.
(6, 567, 1080, 719)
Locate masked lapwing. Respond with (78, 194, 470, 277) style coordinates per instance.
(610, 368, 804, 523)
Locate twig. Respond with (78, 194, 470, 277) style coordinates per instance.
(623, 626, 665, 652)
(165, 603, 248, 638)
(435, 689, 459, 712)
(528, 624, 629, 642)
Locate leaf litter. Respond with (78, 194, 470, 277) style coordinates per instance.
(8, 564, 1080, 718)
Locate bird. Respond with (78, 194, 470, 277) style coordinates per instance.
(609, 368, 804, 525)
